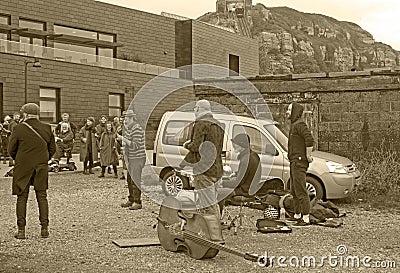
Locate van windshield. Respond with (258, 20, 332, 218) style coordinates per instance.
(264, 124, 288, 152)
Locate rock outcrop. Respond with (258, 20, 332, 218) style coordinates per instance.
(198, 4, 399, 74)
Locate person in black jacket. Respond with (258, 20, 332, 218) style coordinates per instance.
(8, 103, 56, 239)
(286, 102, 314, 226)
(218, 133, 261, 212)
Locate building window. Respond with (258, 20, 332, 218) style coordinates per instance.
(19, 18, 46, 30)
(0, 14, 9, 25)
(53, 42, 96, 63)
(0, 14, 10, 40)
(109, 93, 124, 118)
(229, 54, 239, 76)
(98, 33, 115, 42)
(39, 87, 59, 123)
(19, 18, 45, 45)
(54, 25, 116, 58)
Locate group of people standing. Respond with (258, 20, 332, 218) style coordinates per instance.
(10, 103, 146, 240)
(8, 98, 313, 242)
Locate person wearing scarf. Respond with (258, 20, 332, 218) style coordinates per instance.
(79, 117, 99, 174)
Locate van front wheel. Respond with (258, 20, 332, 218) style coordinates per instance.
(162, 171, 189, 196)
(306, 177, 324, 200)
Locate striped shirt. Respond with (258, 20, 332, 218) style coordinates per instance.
(123, 123, 145, 159)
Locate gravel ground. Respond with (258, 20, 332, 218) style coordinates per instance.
(0, 167, 399, 273)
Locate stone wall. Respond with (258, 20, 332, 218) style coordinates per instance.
(194, 70, 400, 160)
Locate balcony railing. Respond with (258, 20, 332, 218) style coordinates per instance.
(0, 39, 184, 78)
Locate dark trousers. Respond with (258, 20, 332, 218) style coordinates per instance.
(290, 160, 310, 215)
(192, 174, 220, 214)
(1, 136, 8, 159)
(84, 152, 93, 170)
(127, 157, 145, 204)
(16, 183, 49, 228)
(101, 165, 117, 174)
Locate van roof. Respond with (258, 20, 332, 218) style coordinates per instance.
(164, 111, 278, 125)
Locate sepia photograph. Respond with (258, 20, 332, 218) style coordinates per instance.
(0, 0, 399, 272)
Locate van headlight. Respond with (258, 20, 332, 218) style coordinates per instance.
(326, 161, 348, 174)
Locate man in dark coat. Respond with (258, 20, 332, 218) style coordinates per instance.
(180, 99, 225, 243)
(286, 102, 314, 226)
(8, 103, 56, 239)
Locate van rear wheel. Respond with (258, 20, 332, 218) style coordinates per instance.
(162, 171, 189, 196)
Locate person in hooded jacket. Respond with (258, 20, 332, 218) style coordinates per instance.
(286, 102, 314, 226)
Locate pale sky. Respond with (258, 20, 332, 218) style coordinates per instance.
(98, 0, 400, 51)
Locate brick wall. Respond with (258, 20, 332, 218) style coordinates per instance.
(194, 72, 400, 160)
(0, 0, 176, 67)
(0, 53, 195, 150)
(190, 20, 259, 77)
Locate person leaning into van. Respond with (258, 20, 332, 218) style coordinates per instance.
(286, 102, 314, 226)
(119, 110, 146, 210)
(180, 99, 225, 243)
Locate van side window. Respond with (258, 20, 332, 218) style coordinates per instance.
(233, 125, 278, 156)
(162, 121, 193, 146)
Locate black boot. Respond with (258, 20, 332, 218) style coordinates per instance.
(14, 227, 26, 239)
(41, 226, 49, 238)
(99, 167, 105, 178)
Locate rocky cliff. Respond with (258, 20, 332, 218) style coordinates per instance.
(198, 4, 400, 74)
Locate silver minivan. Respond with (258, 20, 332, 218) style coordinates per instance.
(149, 111, 362, 200)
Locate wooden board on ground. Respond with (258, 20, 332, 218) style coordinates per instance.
(112, 238, 160, 248)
